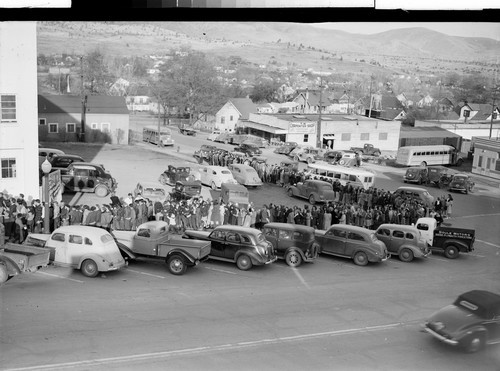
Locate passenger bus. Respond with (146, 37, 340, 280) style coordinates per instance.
(306, 163, 375, 190)
(396, 145, 464, 167)
(143, 126, 174, 146)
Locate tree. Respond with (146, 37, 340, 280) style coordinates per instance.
(249, 81, 279, 103)
(82, 49, 114, 95)
(154, 51, 225, 125)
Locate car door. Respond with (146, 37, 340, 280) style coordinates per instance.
(299, 181, 310, 198)
(208, 229, 226, 258)
(345, 231, 368, 257)
(321, 227, 346, 255)
(376, 227, 394, 253)
(389, 230, 406, 254)
(74, 168, 88, 191)
(224, 231, 241, 260)
(133, 227, 154, 255)
(263, 226, 279, 254)
(67, 233, 85, 267)
(47, 232, 66, 263)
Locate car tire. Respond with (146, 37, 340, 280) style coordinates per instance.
(373, 151, 381, 157)
(285, 250, 302, 268)
(236, 254, 253, 271)
(399, 248, 414, 262)
(456, 158, 464, 167)
(167, 254, 187, 275)
(309, 194, 316, 205)
(463, 333, 485, 353)
(211, 181, 217, 190)
(420, 161, 427, 167)
(0, 263, 8, 284)
(81, 259, 99, 278)
(444, 245, 459, 259)
(353, 251, 368, 266)
(95, 185, 108, 198)
(339, 159, 346, 165)
(287, 188, 294, 197)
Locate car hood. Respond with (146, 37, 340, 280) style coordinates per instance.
(426, 304, 482, 335)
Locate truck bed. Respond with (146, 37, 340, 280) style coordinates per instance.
(1, 243, 50, 272)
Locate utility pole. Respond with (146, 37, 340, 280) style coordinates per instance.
(80, 56, 86, 142)
(317, 76, 324, 149)
(490, 87, 499, 138)
(368, 76, 374, 119)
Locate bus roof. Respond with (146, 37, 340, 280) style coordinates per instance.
(398, 145, 454, 151)
(307, 163, 375, 176)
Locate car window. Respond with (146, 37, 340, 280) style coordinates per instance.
(377, 228, 391, 237)
(392, 231, 405, 239)
(51, 233, 65, 242)
(84, 238, 93, 245)
(405, 233, 415, 240)
(416, 223, 429, 231)
(279, 230, 292, 239)
(137, 229, 151, 238)
(348, 232, 365, 241)
(263, 228, 277, 238)
(69, 235, 83, 244)
(210, 230, 226, 240)
(293, 231, 303, 240)
(100, 234, 113, 243)
(240, 234, 252, 244)
(327, 229, 345, 238)
(226, 232, 240, 243)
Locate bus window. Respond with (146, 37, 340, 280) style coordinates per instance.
(348, 175, 356, 182)
(334, 173, 341, 179)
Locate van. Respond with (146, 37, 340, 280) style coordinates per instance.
(394, 186, 435, 207)
(220, 183, 250, 208)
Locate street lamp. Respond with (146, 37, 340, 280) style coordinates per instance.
(41, 158, 52, 234)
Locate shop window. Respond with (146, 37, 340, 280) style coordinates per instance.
(341, 133, 351, 141)
(1, 158, 16, 178)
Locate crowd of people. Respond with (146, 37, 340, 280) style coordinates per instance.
(0, 159, 454, 246)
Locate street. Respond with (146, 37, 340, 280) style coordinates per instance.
(1, 127, 500, 371)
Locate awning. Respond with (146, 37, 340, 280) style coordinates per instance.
(243, 121, 288, 135)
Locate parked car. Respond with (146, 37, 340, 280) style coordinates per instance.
(61, 162, 117, 197)
(220, 183, 250, 208)
(24, 226, 126, 277)
(394, 186, 435, 208)
(280, 159, 299, 173)
(193, 165, 238, 190)
(424, 290, 500, 353)
(262, 223, 319, 267)
(350, 143, 381, 156)
(293, 147, 325, 164)
(287, 179, 336, 205)
(169, 180, 202, 202)
(113, 221, 211, 275)
(235, 143, 262, 157)
(274, 142, 298, 155)
(427, 166, 453, 187)
(288, 145, 314, 159)
(39, 147, 65, 166)
(228, 163, 263, 187)
(179, 127, 197, 136)
(183, 226, 277, 270)
(336, 151, 359, 166)
(374, 224, 431, 262)
(207, 130, 221, 141)
(194, 145, 218, 163)
(315, 225, 389, 266)
(133, 181, 169, 203)
(403, 167, 429, 184)
(448, 173, 475, 194)
(159, 165, 191, 185)
(0, 243, 50, 284)
(49, 154, 85, 175)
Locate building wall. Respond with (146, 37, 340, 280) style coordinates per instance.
(215, 102, 239, 132)
(38, 112, 129, 145)
(0, 22, 39, 199)
(471, 137, 500, 180)
(415, 121, 500, 140)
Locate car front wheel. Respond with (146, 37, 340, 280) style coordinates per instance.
(236, 254, 252, 271)
(309, 195, 316, 205)
(288, 188, 294, 197)
(285, 250, 302, 268)
(463, 333, 485, 353)
(0, 263, 8, 284)
(81, 259, 99, 278)
(95, 185, 108, 198)
(353, 251, 368, 266)
(211, 181, 217, 190)
(167, 254, 187, 275)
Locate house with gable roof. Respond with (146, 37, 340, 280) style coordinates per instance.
(214, 97, 258, 132)
(455, 101, 500, 122)
(292, 89, 329, 114)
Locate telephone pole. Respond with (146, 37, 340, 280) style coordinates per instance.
(490, 86, 500, 138)
(80, 56, 86, 142)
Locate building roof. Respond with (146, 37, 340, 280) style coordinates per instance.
(469, 103, 498, 121)
(400, 126, 462, 139)
(228, 97, 258, 120)
(379, 108, 405, 121)
(381, 94, 403, 110)
(38, 95, 129, 115)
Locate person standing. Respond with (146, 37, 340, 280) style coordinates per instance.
(445, 194, 453, 218)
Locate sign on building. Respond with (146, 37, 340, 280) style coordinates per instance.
(288, 121, 316, 134)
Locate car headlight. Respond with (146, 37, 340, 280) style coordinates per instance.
(256, 245, 266, 256)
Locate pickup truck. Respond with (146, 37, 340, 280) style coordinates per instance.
(0, 243, 50, 284)
(415, 217, 475, 259)
(112, 220, 211, 275)
(350, 143, 381, 157)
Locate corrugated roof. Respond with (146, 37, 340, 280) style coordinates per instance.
(38, 95, 129, 115)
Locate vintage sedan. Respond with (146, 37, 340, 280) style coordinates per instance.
(61, 162, 117, 197)
(133, 181, 169, 203)
(448, 173, 475, 194)
(24, 226, 126, 277)
(235, 143, 262, 157)
(194, 165, 238, 190)
(159, 165, 191, 186)
(287, 179, 336, 205)
(183, 226, 277, 270)
(262, 223, 319, 267)
(293, 147, 325, 164)
(274, 142, 298, 155)
(315, 225, 389, 266)
(49, 154, 85, 175)
(228, 163, 263, 187)
(424, 290, 500, 353)
(375, 224, 431, 262)
(169, 180, 202, 201)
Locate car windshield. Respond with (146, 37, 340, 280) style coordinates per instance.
(320, 184, 333, 191)
(221, 170, 231, 175)
(100, 234, 113, 243)
(255, 233, 266, 243)
(370, 233, 379, 243)
(145, 188, 165, 195)
(245, 169, 255, 173)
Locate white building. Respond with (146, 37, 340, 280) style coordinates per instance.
(0, 22, 39, 199)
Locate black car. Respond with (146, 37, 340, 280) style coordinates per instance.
(183, 226, 277, 270)
(424, 290, 500, 353)
(49, 154, 85, 175)
(235, 143, 262, 157)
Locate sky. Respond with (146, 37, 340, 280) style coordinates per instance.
(313, 22, 500, 40)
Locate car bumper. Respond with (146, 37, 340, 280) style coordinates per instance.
(423, 326, 459, 346)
